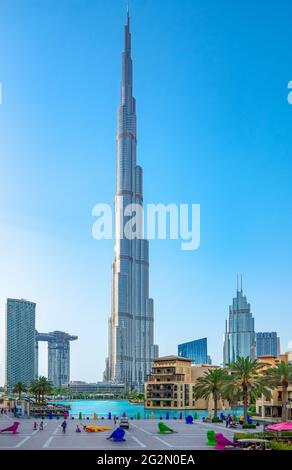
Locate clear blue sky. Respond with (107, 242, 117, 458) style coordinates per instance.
(1, 0, 292, 384)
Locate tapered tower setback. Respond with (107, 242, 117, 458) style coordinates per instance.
(223, 280, 256, 365)
(105, 13, 158, 390)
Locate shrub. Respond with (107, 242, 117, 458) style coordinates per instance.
(279, 431, 292, 437)
(234, 430, 292, 440)
(242, 423, 256, 429)
(212, 417, 223, 423)
(270, 441, 292, 451)
(248, 404, 256, 414)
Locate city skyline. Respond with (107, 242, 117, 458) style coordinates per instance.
(1, 1, 292, 384)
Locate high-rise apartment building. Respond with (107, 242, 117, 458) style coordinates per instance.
(256, 332, 280, 357)
(5, 298, 36, 391)
(35, 331, 77, 387)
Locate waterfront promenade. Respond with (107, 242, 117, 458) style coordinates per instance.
(0, 415, 262, 450)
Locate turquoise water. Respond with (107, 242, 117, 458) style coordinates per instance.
(55, 400, 242, 419)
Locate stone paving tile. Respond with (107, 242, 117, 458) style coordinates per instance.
(0, 417, 262, 450)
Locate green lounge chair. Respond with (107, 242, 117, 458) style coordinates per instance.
(158, 422, 177, 434)
(206, 429, 216, 446)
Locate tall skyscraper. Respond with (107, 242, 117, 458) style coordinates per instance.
(178, 337, 211, 364)
(35, 331, 78, 387)
(105, 12, 158, 390)
(5, 298, 36, 391)
(223, 279, 256, 365)
(256, 332, 280, 357)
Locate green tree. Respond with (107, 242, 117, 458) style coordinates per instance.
(29, 377, 53, 403)
(224, 356, 271, 424)
(13, 382, 27, 400)
(194, 368, 228, 418)
(29, 380, 41, 402)
(52, 386, 70, 398)
(38, 376, 53, 401)
(264, 361, 292, 421)
(130, 392, 144, 401)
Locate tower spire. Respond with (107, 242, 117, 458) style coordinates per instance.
(127, 2, 130, 25)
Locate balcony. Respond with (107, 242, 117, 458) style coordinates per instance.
(146, 374, 185, 382)
(151, 368, 176, 375)
(147, 384, 173, 390)
(146, 393, 173, 400)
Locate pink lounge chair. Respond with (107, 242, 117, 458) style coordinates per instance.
(0, 421, 20, 434)
(215, 433, 236, 450)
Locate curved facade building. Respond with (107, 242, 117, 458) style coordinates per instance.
(105, 13, 158, 390)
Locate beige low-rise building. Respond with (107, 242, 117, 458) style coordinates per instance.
(0, 397, 30, 417)
(256, 352, 292, 420)
(144, 355, 226, 410)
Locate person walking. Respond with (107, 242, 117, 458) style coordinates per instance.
(61, 420, 67, 434)
(39, 421, 44, 431)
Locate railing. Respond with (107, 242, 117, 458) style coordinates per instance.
(151, 369, 176, 375)
(147, 374, 185, 382)
(146, 394, 173, 399)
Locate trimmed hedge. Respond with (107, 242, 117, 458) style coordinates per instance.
(212, 417, 223, 423)
(242, 423, 256, 429)
(270, 441, 292, 450)
(234, 431, 292, 440)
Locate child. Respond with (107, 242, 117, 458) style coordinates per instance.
(76, 425, 81, 433)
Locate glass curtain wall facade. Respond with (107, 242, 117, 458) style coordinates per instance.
(223, 285, 256, 365)
(5, 298, 36, 391)
(178, 338, 210, 364)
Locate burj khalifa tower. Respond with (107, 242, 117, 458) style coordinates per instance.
(105, 12, 158, 390)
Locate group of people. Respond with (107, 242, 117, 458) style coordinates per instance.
(33, 421, 44, 431)
(223, 414, 237, 428)
(33, 419, 68, 433)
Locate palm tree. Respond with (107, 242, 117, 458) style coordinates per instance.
(29, 377, 53, 403)
(37, 376, 53, 401)
(224, 356, 271, 424)
(13, 382, 27, 400)
(29, 379, 41, 402)
(264, 361, 292, 421)
(194, 368, 228, 418)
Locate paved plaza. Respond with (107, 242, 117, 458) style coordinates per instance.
(0, 415, 262, 450)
